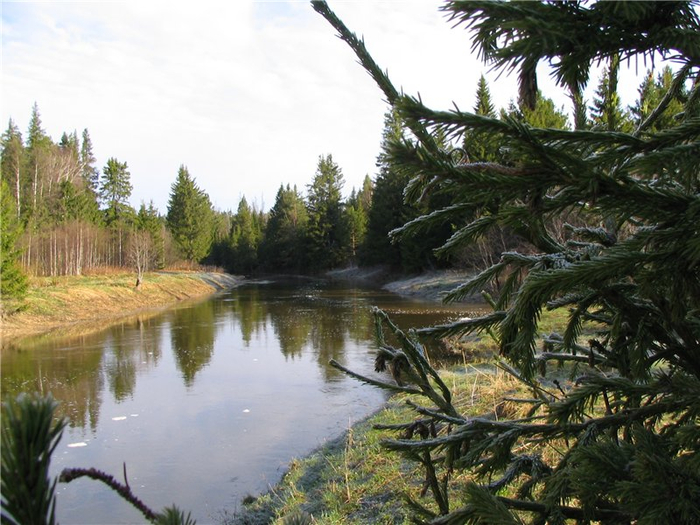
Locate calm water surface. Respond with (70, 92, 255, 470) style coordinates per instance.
(1, 279, 483, 524)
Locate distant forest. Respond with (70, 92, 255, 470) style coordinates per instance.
(0, 68, 680, 283)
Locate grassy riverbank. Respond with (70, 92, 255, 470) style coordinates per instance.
(226, 361, 527, 524)
(1, 268, 472, 344)
(228, 304, 576, 525)
(0, 271, 240, 342)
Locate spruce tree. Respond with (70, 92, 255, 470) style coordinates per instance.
(362, 109, 424, 270)
(0, 179, 29, 310)
(24, 103, 52, 226)
(99, 158, 133, 226)
(135, 201, 165, 270)
(260, 184, 308, 272)
(314, 1, 700, 523)
(631, 66, 687, 132)
(305, 154, 348, 271)
(0, 119, 24, 220)
(503, 93, 570, 130)
(462, 76, 500, 163)
(99, 157, 133, 267)
(591, 54, 634, 132)
(80, 129, 99, 194)
(166, 165, 213, 262)
(229, 197, 259, 274)
(345, 188, 368, 264)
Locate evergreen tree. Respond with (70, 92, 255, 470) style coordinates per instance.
(99, 158, 133, 226)
(260, 184, 308, 272)
(99, 157, 133, 267)
(314, 1, 700, 523)
(26, 103, 48, 152)
(135, 201, 165, 270)
(229, 197, 259, 274)
(205, 209, 235, 270)
(54, 180, 83, 223)
(0, 119, 24, 220)
(362, 109, 449, 272)
(24, 103, 53, 226)
(58, 131, 79, 158)
(345, 188, 368, 264)
(473, 74, 495, 117)
(503, 92, 570, 129)
(362, 109, 421, 269)
(305, 154, 349, 271)
(80, 129, 99, 194)
(631, 65, 687, 132)
(166, 165, 213, 262)
(0, 179, 29, 309)
(591, 54, 634, 132)
(358, 174, 373, 212)
(462, 75, 500, 162)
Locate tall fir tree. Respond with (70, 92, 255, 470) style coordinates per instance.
(24, 103, 53, 226)
(591, 53, 634, 132)
(229, 197, 259, 274)
(0, 179, 29, 309)
(99, 157, 133, 267)
(358, 174, 373, 212)
(503, 92, 570, 129)
(166, 165, 213, 262)
(314, 1, 700, 523)
(345, 188, 368, 264)
(305, 154, 349, 271)
(362, 109, 423, 270)
(0, 119, 24, 220)
(80, 129, 99, 194)
(135, 201, 165, 270)
(462, 75, 500, 162)
(260, 184, 308, 272)
(630, 65, 687, 132)
(99, 158, 133, 226)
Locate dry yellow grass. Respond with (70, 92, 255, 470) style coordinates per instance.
(0, 271, 239, 342)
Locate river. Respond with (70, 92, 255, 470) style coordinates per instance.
(1, 278, 483, 524)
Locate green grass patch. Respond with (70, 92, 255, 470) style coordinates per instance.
(225, 306, 598, 524)
(226, 365, 531, 525)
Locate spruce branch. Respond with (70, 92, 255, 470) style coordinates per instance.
(60, 467, 159, 523)
(635, 63, 695, 135)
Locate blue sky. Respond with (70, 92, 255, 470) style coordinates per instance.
(1, 1, 649, 214)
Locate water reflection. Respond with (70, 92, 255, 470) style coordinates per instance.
(170, 300, 218, 387)
(1, 279, 482, 524)
(2, 335, 105, 431)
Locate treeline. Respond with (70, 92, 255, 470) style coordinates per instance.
(206, 65, 679, 276)
(0, 65, 680, 295)
(0, 103, 173, 285)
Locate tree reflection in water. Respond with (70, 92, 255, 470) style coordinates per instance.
(1, 280, 481, 524)
(170, 300, 217, 388)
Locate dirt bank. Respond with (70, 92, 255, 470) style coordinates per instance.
(0, 271, 241, 343)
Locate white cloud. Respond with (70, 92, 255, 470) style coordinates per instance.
(1, 0, 653, 214)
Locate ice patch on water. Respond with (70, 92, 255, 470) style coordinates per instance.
(112, 416, 127, 421)
(67, 442, 87, 448)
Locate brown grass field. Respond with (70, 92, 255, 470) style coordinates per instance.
(0, 271, 239, 343)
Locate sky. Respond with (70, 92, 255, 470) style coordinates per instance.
(1, 0, 653, 215)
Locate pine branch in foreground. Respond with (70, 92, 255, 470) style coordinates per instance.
(314, 1, 700, 523)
